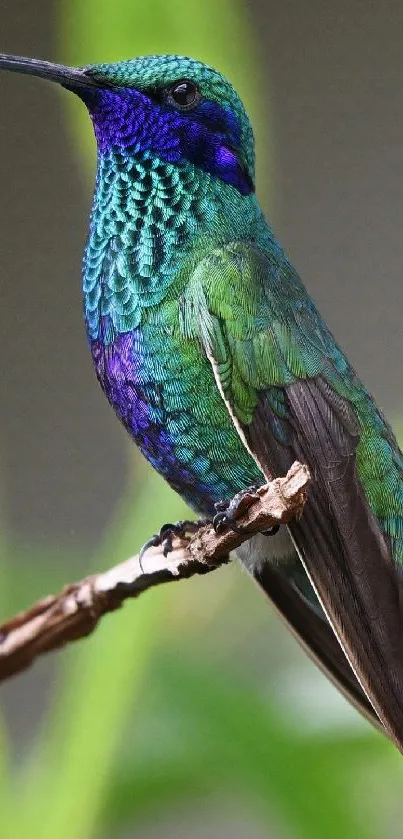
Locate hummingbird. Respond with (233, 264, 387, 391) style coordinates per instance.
(1, 52, 403, 751)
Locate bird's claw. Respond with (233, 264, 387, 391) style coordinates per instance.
(213, 484, 280, 537)
(212, 511, 246, 534)
(139, 518, 210, 562)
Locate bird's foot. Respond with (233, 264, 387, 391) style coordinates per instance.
(139, 518, 210, 562)
(213, 484, 280, 537)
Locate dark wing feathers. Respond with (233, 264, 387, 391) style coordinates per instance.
(249, 381, 403, 749)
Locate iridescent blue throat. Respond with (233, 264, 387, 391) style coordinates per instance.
(80, 87, 253, 195)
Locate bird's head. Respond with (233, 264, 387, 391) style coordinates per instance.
(0, 53, 255, 196)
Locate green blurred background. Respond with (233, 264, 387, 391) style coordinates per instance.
(1, 1, 403, 836)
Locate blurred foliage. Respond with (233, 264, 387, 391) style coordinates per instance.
(0, 2, 402, 838)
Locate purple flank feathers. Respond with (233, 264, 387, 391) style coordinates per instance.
(90, 331, 220, 510)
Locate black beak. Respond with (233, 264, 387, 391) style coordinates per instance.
(0, 54, 101, 90)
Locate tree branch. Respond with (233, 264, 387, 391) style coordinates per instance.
(0, 462, 310, 682)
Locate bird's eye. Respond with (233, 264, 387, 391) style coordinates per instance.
(166, 79, 201, 110)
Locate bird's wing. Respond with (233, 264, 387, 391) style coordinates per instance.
(180, 240, 403, 749)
